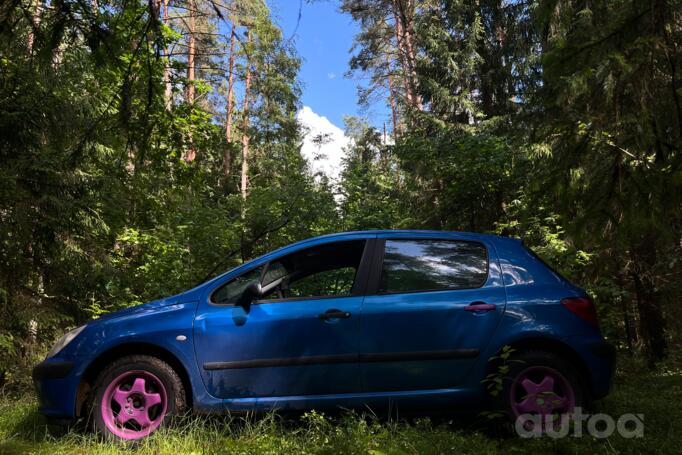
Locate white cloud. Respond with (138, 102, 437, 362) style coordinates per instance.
(297, 106, 349, 182)
(327, 72, 336, 79)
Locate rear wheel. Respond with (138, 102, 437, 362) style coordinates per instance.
(497, 350, 585, 434)
(91, 355, 186, 440)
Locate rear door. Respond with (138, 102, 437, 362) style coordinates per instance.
(359, 234, 506, 392)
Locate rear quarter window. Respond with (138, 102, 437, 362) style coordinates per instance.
(523, 245, 574, 285)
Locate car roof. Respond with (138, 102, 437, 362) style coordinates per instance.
(255, 230, 511, 260)
(299, 229, 505, 242)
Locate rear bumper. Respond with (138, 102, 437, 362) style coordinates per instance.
(589, 341, 616, 360)
(561, 336, 615, 400)
(32, 359, 79, 419)
(581, 339, 616, 399)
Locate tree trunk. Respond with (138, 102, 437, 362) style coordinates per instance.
(240, 30, 252, 200)
(185, 0, 196, 104)
(224, 26, 237, 180)
(630, 235, 668, 366)
(400, 0, 421, 110)
(184, 0, 196, 162)
(163, 0, 172, 109)
(391, 2, 413, 108)
(392, 0, 421, 111)
(27, 0, 42, 54)
(614, 263, 635, 355)
(387, 72, 399, 140)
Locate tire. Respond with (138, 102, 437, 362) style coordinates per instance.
(90, 355, 186, 441)
(494, 350, 585, 434)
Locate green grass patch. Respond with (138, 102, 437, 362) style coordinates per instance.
(1, 356, 680, 454)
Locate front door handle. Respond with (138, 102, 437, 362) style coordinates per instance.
(464, 302, 497, 312)
(318, 310, 351, 320)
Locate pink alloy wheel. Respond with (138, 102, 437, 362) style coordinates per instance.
(509, 365, 576, 430)
(100, 370, 168, 440)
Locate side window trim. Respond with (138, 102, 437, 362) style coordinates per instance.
(365, 238, 386, 296)
(256, 293, 362, 304)
(350, 237, 377, 296)
(365, 237, 490, 296)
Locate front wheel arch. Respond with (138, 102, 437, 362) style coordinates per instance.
(76, 343, 193, 418)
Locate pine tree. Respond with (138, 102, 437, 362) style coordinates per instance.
(535, 0, 682, 363)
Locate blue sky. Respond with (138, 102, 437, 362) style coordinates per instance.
(266, 1, 390, 181)
(265, 1, 371, 180)
(270, 0, 362, 128)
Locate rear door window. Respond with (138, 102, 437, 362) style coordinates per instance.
(379, 239, 488, 293)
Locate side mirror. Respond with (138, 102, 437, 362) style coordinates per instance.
(237, 281, 262, 311)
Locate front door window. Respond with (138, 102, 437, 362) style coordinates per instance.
(260, 240, 366, 301)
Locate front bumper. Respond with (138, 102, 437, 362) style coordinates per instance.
(32, 360, 74, 381)
(33, 359, 79, 419)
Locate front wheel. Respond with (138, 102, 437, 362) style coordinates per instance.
(91, 355, 186, 440)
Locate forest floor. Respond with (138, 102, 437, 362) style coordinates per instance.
(1, 355, 680, 455)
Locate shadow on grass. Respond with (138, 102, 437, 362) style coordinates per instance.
(2, 354, 681, 454)
(0, 400, 506, 447)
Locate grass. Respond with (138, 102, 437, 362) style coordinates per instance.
(1, 355, 680, 454)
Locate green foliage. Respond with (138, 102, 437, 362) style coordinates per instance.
(531, 0, 682, 362)
(394, 120, 522, 231)
(339, 118, 407, 230)
(0, 0, 680, 395)
(481, 345, 516, 399)
(342, 0, 681, 365)
(0, 0, 340, 391)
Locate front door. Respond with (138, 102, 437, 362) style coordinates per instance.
(359, 235, 506, 392)
(194, 238, 373, 399)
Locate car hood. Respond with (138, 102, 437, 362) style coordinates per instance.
(57, 290, 200, 359)
(94, 290, 197, 323)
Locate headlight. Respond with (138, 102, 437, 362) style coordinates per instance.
(46, 325, 86, 359)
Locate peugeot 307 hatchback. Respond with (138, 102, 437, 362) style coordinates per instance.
(33, 231, 615, 440)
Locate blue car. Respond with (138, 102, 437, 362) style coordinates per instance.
(33, 230, 615, 440)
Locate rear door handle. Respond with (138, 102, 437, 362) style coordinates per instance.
(464, 302, 497, 312)
(318, 310, 351, 320)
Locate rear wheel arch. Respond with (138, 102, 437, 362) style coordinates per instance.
(485, 336, 593, 399)
(76, 342, 193, 417)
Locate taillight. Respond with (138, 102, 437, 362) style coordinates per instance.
(561, 296, 599, 328)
